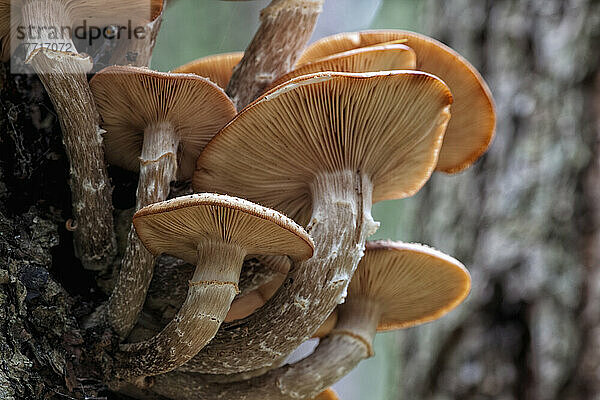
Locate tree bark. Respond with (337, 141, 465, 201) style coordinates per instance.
(398, 1, 600, 399)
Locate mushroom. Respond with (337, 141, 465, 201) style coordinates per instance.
(187, 70, 453, 374)
(1, 0, 162, 270)
(89, 66, 236, 339)
(226, 0, 325, 109)
(174, 52, 244, 89)
(297, 30, 496, 173)
(269, 43, 416, 89)
(150, 240, 470, 399)
(113, 193, 314, 379)
(313, 388, 339, 400)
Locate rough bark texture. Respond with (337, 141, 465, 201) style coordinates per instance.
(397, 1, 600, 399)
(0, 64, 116, 400)
(225, 0, 324, 110)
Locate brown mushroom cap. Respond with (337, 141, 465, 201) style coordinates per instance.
(173, 52, 244, 89)
(194, 71, 452, 224)
(90, 66, 236, 180)
(298, 30, 496, 173)
(313, 388, 339, 400)
(1, 0, 163, 61)
(348, 240, 471, 331)
(270, 43, 416, 89)
(133, 193, 314, 265)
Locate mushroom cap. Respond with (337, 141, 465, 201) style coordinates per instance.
(0, 0, 164, 61)
(313, 388, 340, 400)
(298, 30, 496, 173)
(270, 43, 416, 89)
(194, 71, 452, 224)
(133, 193, 314, 265)
(348, 240, 471, 331)
(173, 52, 244, 89)
(90, 66, 236, 180)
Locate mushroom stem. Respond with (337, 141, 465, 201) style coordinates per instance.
(113, 240, 245, 380)
(107, 122, 179, 339)
(108, 12, 164, 67)
(21, 0, 116, 271)
(181, 170, 379, 374)
(150, 298, 379, 399)
(225, 0, 324, 110)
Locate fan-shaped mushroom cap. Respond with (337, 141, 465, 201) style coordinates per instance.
(194, 71, 452, 224)
(90, 66, 236, 180)
(313, 388, 339, 400)
(349, 240, 470, 331)
(298, 30, 495, 173)
(174, 52, 244, 89)
(133, 193, 314, 265)
(270, 44, 416, 89)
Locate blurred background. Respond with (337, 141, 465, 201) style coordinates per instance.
(152, 1, 600, 399)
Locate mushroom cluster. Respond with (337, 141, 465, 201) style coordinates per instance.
(2, 1, 495, 398)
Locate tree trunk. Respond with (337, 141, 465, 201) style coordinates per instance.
(399, 1, 600, 399)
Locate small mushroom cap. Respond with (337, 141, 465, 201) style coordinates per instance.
(349, 240, 471, 331)
(313, 388, 340, 400)
(133, 193, 314, 265)
(270, 44, 416, 89)
(90, 66, 236, 180)
(298, 30, 496, 173)
(194, 71, 452, 223)
(173, 52, 244, 89)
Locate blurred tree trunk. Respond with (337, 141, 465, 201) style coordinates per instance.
(399, 1, 600, 399)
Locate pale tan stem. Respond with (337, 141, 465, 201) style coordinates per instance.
(112, 241, 245, 380)
(22, 0, 116, 271)
(150, 299, 379, 399)
(180, 170, 379, 374)
(107, 122, 178, 339)
(226, 0, 324, 110)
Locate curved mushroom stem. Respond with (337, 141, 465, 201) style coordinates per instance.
(226, 0, 324, 110)
(107, 122, 179, 339)
(21, 0, 116, 271)
(181, 170, 379, 374)
(150, 297, 380, 399)
(112, 240, 245, 380)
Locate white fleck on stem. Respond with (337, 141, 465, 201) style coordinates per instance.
(112, 240, 246, 380)
(107, 122, 179, 339)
